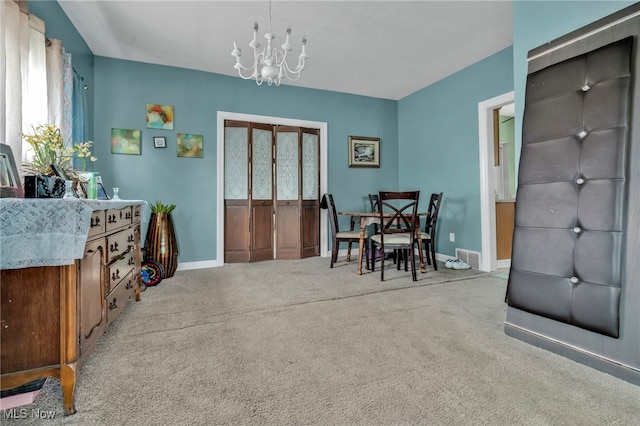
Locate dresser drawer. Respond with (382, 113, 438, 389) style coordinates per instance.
(106, 269, 136, 326)
(87, 211, 106, 238)
(106, 228, 136, 263)
(106, 251, 136, 294)
(106, 207, 133, 232)
(133, 204, 142, 224)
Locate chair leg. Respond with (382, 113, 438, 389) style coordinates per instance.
(364, 241, 370, 271)
(347, 242, 353, 262)
(331, 243, 339, 268)
(430, 242, 437, 271)
(425, 242, 432, 266)
(411, 248, 417, 281)
(371, 242, 376, 272)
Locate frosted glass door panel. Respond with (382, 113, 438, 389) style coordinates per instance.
(302, 132, 318, 200)
(252, 128, 272, 200)
(276, 132, 299, 200)
(224, 127, 248, 200)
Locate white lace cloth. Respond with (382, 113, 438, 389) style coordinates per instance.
(0, 198, 146, 270)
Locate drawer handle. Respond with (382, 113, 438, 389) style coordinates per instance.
(127, 234, 134, 243)
(128, 256, 135, 266)
(91, 216, 101, 227)
(109, 298, 118, 310)
(110, 242, 119, 253)
(112, 269, 120, 280)
(108, 214, 117, 224)
(126, 280, 134, 290)
(125, 212, 131, 219)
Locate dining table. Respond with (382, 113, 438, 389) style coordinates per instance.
(338, 210, 428, 275)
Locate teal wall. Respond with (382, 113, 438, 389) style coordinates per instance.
(397, 47, 514, 256)
(93, 58, 397, 263)
(512, 0, 636, 164)
(32, 0, 637, 265)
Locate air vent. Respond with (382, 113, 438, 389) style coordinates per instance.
(455, 248, 481, 270)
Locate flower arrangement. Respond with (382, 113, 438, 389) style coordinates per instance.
(22, 124, 96, 177)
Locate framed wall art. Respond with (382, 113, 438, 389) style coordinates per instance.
(177, 133, 203, 158)
(0, 143, 24, 198)
(153, 136, 167, 148)
(111, 128, 141, 155)
(146, 104, 174, 130)
(348, 136, 380, 168)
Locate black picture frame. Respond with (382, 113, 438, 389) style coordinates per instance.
(153, 136, 167, 148)
(1, 143, 24, 198)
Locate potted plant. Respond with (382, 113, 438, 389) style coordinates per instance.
(22, 124, 96, 177)
(145, 201, 179, 278)
(22, 124, 96, 197)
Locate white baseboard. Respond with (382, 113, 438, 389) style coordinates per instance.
(497, 259, 511, 269)
(185, 251, 488, 271)
(176, 260, 223, 271)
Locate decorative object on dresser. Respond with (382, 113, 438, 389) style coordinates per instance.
(0, 200, 144, 415)
(22, 124, 96, 178)
(23, 174, 65, 198)
(145, 200, 179, 278)
(21, 124, 96, 199)
(0, 143, 24, 198)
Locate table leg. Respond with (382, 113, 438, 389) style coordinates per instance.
(357, 220, 367, 275)
(416, 229, 426, 273)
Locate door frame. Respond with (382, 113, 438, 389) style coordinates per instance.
(217, 111, 328, 264)
(477, 91, 514, 272)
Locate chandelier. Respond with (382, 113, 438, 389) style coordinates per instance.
(231, 0, 308, 86)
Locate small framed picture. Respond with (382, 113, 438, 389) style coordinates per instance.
(153, 136, 167, 148)
(348, 136, 380, 168)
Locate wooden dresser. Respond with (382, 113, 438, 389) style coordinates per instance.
(0, 201, 144, 415)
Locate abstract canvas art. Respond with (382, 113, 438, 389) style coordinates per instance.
(146, 104, 174, 130)
(177, 133, 203, 158)
(111, 128, 141, 155)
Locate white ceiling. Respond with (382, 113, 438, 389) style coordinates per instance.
(57, 0, 513, 100)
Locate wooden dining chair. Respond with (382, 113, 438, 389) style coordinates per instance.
(370, 192, 402, 266)
(326, 193, 369, 269)
(416, 192, 443, 270)
(370, 191, 420, 281)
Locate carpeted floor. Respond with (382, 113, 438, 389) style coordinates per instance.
(2, 257, 639, 425)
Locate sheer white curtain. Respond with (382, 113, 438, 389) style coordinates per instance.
(1, 0, 66, 180)
(46, 38, 64, 131)
(1, 0, 28, 173)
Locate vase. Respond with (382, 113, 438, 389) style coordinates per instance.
(144, 212, 179, 278)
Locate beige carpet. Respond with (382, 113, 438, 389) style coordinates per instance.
(2, 257, 639, 425)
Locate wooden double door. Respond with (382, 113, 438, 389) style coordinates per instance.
(224, 121, 320, 263)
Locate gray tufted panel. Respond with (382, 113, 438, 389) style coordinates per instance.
(507, 37, 633, 338)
